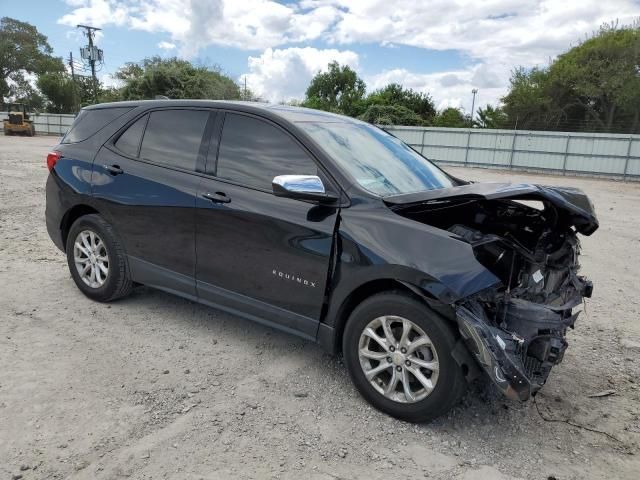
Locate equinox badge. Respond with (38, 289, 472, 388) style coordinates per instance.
(272, 269, 317, 287)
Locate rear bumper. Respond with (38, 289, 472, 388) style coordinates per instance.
(45, 174, 65, 252)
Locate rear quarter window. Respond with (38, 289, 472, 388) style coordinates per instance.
(62, 107, 132, 144)
(138, 109, 209, 171)
(114, 115, 148, 157)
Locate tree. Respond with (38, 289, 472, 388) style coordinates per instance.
(502, 23, 640, 133)
(549, 23, 640, 132)
(36, 73, 75, 113)
(501, 67, 557, 129)
(36, 73, 98, 113)
(0, 17, 64, 101)
(475, 104, 509, 128)
(433, 107, 469, 128)
(365, 83, 435, 122)
(8, 72, 44, 111)
(303, 61, 366, 116)
(359, 104, 426, 126)
(114, 56, 241, 100)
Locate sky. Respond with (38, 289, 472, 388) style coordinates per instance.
(3, 0, 639, 113)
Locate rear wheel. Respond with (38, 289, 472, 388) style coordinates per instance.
(65, 214, 132, 302)
(343, 292, 466, 422)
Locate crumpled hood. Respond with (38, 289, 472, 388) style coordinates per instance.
(383, 183, 599, 235)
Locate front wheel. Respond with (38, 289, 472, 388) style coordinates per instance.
(65, 214, 133, 302)
(343, 292, 467, 422)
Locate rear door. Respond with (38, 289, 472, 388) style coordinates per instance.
(195, 112, 340, 338)
(92, 108, 212, 296)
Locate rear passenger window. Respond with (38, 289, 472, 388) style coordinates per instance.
(139, 110, 209, 170)
(63, 107, 132, 143)
(115, 115, 147, 157)
(215, 113, 317, 190)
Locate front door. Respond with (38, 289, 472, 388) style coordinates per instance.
(195, 112, 339, 338)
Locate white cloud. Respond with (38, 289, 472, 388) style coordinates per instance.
(100, 73, 122, 88)
(157, 41, 177, 50)
(242, 47, 359, 103)
(59, 0, 339, 54)
(325, 0, 638, 67)
(59, 0, 130, 28)
(58, 0, 639, 111)
(366, 65, 508, 113)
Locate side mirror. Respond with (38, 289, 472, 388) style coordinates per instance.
(272, 175, 338, 203)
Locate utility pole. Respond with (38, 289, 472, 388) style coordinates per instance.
(470, 88, 478, 125)
(77, 24, 103, 103)
(68, 51, 77, 112)
(244, 76, 247, 100)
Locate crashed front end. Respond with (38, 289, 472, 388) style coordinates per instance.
(388, 183, 598, 401)
(453, 224, 593, 401)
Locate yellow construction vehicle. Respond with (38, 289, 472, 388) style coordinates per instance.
(3, 103, 35, 136)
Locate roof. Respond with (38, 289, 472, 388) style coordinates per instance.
(84, 99, 358, 124)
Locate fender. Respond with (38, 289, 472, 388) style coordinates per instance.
(317, 201, 501, 352)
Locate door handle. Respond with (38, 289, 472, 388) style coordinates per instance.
(104, 164, 124, 175)
(202, 192, 231, 204)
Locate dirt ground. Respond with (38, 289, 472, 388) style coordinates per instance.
(1, 135, 639, 480)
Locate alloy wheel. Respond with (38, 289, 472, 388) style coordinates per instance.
(73, 230, 109, 288)
(358, 315, 439, 403)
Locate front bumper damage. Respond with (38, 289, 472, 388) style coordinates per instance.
(455, 276, 593, 401)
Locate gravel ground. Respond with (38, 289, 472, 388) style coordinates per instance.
(1, 135, 639, 480)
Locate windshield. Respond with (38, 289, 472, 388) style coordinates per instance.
(297, 121, 454, 196)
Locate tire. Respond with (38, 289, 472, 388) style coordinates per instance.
(342, 292, 467, 423)
(65, 214, 133, 302)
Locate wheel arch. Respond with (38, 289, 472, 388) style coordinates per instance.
(319, 277, 451, 355)
(60, 204, 101, 251)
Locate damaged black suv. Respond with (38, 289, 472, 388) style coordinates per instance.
(46, 101, 597, 422)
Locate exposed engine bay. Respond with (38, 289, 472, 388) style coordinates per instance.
(387, 183, 598, 400)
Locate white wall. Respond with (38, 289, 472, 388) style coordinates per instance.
(1, 112, 75, 136)
(385, 126, 640, 179)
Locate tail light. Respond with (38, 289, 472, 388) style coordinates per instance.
(47, 151, 61, 171)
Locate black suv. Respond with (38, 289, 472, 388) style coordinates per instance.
(46, 101, 597, 422)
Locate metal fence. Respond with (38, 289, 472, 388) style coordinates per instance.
(1, 112, 75, 136)
(2, 111, 639, 180)
(385, 126, 640, 180)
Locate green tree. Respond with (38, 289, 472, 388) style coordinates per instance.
(502, 23, 640, 132)
(550, 23, 640, 132)
(114, 56, 241, 100)
(475, 104, 509, 128)
(98, 86, 124, 104)
(501, 67, 556, 129)
(365, 83, 435, 122)
(0, 17, 64, 101)
(36, 73, 75, 113)
(8, 72, 44, 111)
(303, 61, 366, 116)
(359, 104, 426, 126)
(433, 107, 469, 128)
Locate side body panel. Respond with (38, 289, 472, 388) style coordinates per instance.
(195, 178, 338, 338)
(91, 147, 201, 296)
(45, 143, 97, 251)
(317, 198, 501, 351)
